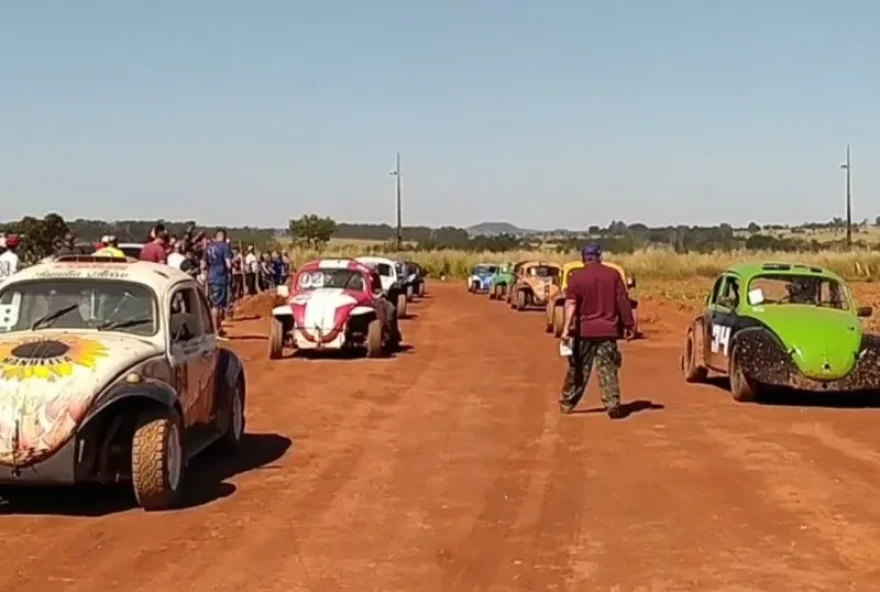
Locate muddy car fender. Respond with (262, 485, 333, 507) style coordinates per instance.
(82, 380, 182, 429)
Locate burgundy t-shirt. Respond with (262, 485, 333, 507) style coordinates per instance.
(139, 241, 167, 264)
(565, 263, 635, 339)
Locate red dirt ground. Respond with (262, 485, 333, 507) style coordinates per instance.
(4, 283, 880, 591)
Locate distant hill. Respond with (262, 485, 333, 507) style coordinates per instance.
(466, 221, 535, 237)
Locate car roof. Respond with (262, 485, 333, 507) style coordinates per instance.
(299, 258, 372, 274)
(723, 262, 843, 282)
(561, 260, 584, 273)
(355, 256, 394, 266)
(6, 257, 194, 294)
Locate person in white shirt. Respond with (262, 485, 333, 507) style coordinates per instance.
(166, 241, 186, 270)
(244, 246, 259, 295)
(0, 235, 21, 284)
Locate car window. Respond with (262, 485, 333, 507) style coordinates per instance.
(747, 274, 849, 310)
(0, 279, 157, 335)
(717, 276, 740, 309)
(370, 272, 383, 293)
(296, 269, 366, 291)
(194, 288, 214, 334)
(709, 276, 724, 305)
(169, 287, 205, 342)
(528, 265, 559, 278)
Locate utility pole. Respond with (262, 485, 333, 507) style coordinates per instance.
(840, 145, 852, 249)
(389, 153, 402, 251)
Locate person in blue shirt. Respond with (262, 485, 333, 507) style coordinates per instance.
(271, 252, 289, 287)
(202, 229, 232, 338)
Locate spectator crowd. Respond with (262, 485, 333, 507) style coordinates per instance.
(1, 222, 292, 338)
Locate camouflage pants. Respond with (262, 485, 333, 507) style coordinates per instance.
(560, 338, 622, 411)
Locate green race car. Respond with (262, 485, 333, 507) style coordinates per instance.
(682, 262, 875, 401)
(488, 263, 516, 300)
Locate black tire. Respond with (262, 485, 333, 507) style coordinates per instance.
(131, 409, 185, 511)
(366, 319, 384, 357)
(215, 379, 245, 454)
(268, 317, 284, 359)
(396, 293, 407, 319)
(682, 327, 708, 383)
(515, 289, 526, 311)
(552, 304, 565, 337)
(729, 345, 759, 402)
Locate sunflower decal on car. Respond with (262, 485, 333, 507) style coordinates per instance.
(0, 336, 109, 381)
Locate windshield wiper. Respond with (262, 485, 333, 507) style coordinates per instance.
(30, 304, 79, 330)
(97, 317, 153, 331)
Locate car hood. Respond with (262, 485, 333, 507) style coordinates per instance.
(0, 332, 162, 466)
(291, 288, 364, 332)
(748, 306, 862, 379)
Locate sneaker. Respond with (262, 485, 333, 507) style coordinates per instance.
(559, 403, 575, 415)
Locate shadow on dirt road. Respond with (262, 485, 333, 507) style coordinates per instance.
(0, 433, 292, 517)
(571, 399, 665, 418)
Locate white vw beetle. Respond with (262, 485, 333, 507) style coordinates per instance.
(355, 256, 408, 319)
(0, 255, 246, 510)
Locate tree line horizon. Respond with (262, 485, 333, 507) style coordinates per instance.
(0, 213, 875, 263)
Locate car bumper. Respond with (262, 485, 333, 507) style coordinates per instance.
(0, 434, 77, 485)
(293, 328, 346, 350)
(738, 332, 880, 392)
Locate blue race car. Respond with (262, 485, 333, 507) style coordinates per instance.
(467, 263, 498, 293)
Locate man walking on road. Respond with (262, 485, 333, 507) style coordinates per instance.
(203, 229, 232, 339)
(559, 244, 635, 419)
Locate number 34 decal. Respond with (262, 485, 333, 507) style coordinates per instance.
(711, 324, 731, 356)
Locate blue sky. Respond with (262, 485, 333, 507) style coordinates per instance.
(2, 1, 878, 229)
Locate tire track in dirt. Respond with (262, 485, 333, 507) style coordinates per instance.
(436, 297, 559, 591)
(132, 299, 440, 592)
(0, 299, 434, 592)
(197, 298, 446, 591)
(7, 285, 880, 591)
(704, 418, 880, 579)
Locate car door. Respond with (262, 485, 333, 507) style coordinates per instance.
(168, 286, 207, 433)
(193, 287, 220, 429)
(707, 275, 739, 371)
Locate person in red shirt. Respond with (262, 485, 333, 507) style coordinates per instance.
(139, 226, 168, 264)
(559, 244, 635, 418)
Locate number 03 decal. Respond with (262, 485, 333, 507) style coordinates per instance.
(711, 324, 731, 356)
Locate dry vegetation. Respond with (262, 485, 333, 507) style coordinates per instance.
(283, 245, 880, 282)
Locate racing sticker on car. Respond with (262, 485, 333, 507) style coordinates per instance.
(710, 324, 731, 356)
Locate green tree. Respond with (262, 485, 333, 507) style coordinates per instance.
(2, 213, 70, 263)
(289, 214, 338, 249)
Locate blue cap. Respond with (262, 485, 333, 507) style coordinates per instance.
(582, 244, 602, 257)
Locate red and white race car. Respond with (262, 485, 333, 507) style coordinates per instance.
(268, 258, 401, 358)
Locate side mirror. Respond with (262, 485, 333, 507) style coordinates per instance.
(857, 305, 873, 318)
(170, 312, 196, 341)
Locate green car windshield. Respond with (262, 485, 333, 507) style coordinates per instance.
(747, 274, 849, 310)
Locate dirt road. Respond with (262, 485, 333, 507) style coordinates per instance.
(3, 283, 880, 591)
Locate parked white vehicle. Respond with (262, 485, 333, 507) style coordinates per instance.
(355, 256, 408, 319)
(0, 255, 246, 510)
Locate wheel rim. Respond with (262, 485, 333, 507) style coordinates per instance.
(685, 335, 694, 372)
(167, 423, 182, 491)
(231, 388, 244, 440)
